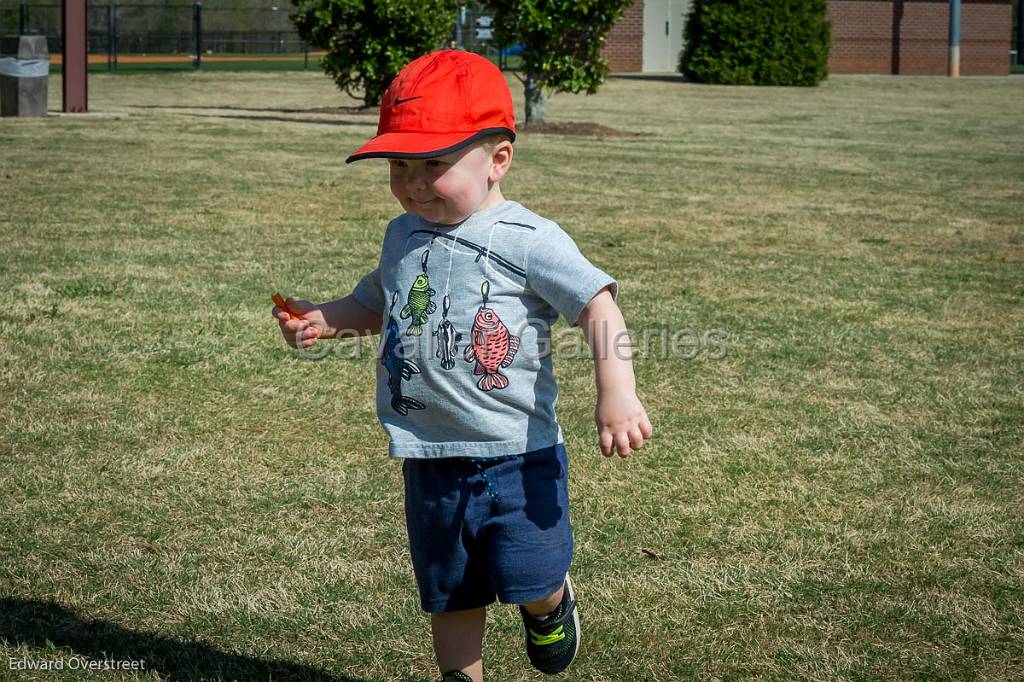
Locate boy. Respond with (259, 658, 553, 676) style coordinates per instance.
(273, 50, 652, 681)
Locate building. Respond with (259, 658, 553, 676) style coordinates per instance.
(828, 0, 1012, 75)
(602, 0, 1014, 76)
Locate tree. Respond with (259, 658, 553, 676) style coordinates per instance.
(290, 0, 458, 107)
(679, 0, 830, 86)
(488, 0, 632, 125)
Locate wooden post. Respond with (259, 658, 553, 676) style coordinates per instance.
(62, 0, 87, 112)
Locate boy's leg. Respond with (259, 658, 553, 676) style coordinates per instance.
(521, 583, 564, 617)
(479, 443, 579, 674)
(517, 574, 580, 675)
(405, 458, 496, 680)
(431, 606, 486, 682)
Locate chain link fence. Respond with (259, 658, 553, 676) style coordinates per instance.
(0, 2, 511, 71)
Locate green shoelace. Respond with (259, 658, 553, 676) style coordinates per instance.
(529, 624, 566, 646)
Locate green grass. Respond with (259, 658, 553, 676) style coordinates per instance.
(1, 71, 1022, 681)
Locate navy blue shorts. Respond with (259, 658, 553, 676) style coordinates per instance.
(402, 443, 573, 613)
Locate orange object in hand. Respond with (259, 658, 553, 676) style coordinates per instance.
(271, 292, 302, 320)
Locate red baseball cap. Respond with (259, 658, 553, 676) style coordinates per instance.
(346, 50, 516, 163)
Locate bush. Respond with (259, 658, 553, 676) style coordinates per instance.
(679, 0, 830, 86)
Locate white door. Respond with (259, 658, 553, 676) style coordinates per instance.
(642, 0, 690, 72)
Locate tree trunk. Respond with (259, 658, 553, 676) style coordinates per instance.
(524, 72, 545, 125)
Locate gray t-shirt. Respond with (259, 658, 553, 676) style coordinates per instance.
(351, 200, 617, 459)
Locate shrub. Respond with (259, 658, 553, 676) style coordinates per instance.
(679, 0, 831, 86)
(290, 0, 458, 107)
(488, 0, 632, 123)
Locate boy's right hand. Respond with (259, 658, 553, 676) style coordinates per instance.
(273, 298, 328, 349)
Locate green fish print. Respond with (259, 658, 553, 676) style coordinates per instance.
(400, 274, 437, 336)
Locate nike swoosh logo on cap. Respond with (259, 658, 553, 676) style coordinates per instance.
(393, 96, 423, 106)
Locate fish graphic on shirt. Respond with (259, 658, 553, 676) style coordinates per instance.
(400, 274, 436, 336)
(383, 294, 425, 415)
(433, 295, 462, 370)
(463, 307, 520, 391)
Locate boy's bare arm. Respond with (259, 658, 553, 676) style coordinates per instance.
(273, 294, 382, 349)
(577, 286, 654, 458)
(317, 295, 383, 338)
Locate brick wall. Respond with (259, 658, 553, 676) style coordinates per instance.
(828, 1, 894, 73)
(601, 0, 1012, 76)
(828, 0, 1013, 75)
(961, 3, 1016, 74)
(603, 0, 643, 73)
(899, 2, 950, 74)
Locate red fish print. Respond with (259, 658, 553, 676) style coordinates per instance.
(463, 306, 520, 391)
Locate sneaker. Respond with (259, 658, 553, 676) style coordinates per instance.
(440, 672, 473, 682)
(519, 574, 580, 675)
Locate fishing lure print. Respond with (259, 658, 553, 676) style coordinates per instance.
(463, 280, 520, 391)
(433, 294, 463, 370)
(400, 250, 437, 336)
(382, 291, 425, 415)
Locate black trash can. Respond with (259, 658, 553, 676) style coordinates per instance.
(0, 35, 49, 117)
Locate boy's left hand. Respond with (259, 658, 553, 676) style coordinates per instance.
(595, 390, 653, 458)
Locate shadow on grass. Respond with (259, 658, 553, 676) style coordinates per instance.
(129, 105, 379, 116)
(126, 104, 378, 127)
(178, 112, 373, 127)
(0, 596, 425, 682)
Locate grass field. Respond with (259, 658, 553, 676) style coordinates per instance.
(2, 71, 1022, 681)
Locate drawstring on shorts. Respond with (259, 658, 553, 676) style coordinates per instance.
(461, 455, 520, 500)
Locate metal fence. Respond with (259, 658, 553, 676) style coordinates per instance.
(0, 2, 510, 70)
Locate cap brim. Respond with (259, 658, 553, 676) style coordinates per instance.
(346, 127, 515, 163)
